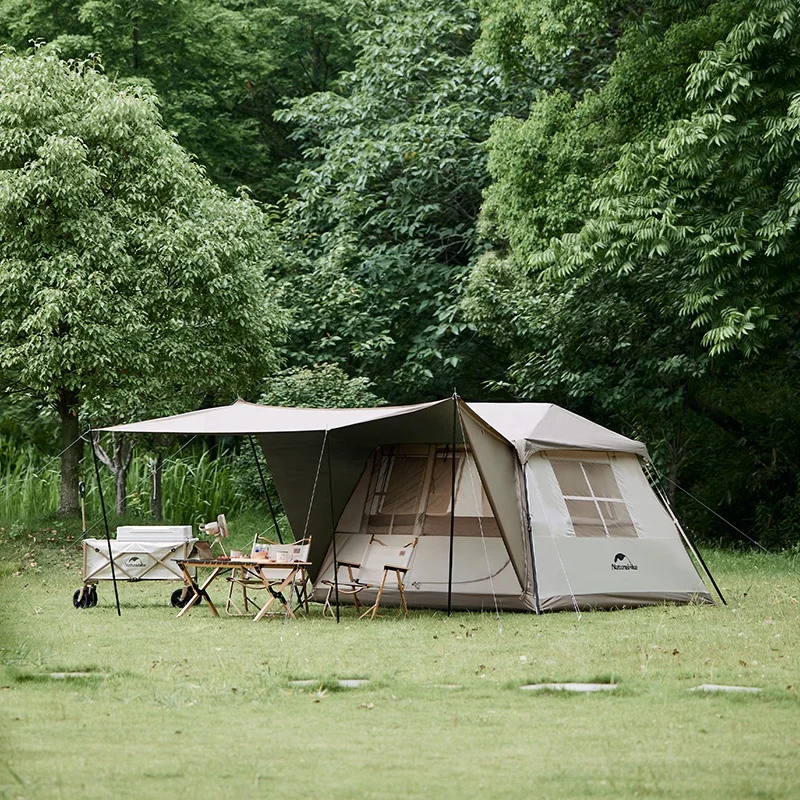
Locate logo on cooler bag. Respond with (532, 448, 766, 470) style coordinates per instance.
(611, 553, 638, 571)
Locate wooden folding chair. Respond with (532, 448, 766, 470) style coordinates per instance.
(321, 559, 372, 617)
(358, 537, 418, 620)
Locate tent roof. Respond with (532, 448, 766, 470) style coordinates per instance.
(104, 398, 648, 459)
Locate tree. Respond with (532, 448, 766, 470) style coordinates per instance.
(274, 0, 530, 401)
(0, 48, 286, 515)
(0, 0, 355, 202)
(261, 363, 384, 408)
(466, 0, 800, 544)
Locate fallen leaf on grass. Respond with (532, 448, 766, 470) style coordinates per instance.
(359, 703, 374, 710)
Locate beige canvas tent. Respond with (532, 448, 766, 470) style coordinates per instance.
(108, 397, 717, 613)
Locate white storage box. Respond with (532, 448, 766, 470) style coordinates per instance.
(115, 525, 193, 543)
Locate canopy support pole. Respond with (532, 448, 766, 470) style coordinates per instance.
(326, 433, 340, 623)
(447, 393, 457, 616)
(248, 435, 283, 544)
(90, 429, 121, 616)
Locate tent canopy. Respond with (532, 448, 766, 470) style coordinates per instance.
(105, 398, 648, 460)
(105, 399, 648, 584)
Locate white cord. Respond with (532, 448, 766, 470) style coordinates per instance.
(456, 416, 502, 630)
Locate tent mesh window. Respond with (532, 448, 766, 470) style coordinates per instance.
(362, 445, 502, 538)
(550, 455, 637, 538)
(422, 445, 501, 537)
(365, 445, 429, 536)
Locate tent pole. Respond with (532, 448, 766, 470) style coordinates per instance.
(520, 462, 542, 614)
(326, 433, 340, 623)
(249, 435, 284, 544)
(647, 464, 726, 605)
(447, 393, 457, 616)
(90, 428, 121, 617)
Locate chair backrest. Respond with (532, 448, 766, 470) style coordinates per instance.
(358, 536, 418, 584)
(268, 541, 310, 564)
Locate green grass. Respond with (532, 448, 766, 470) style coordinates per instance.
(1, 520, 799, 799)
(0, 439, 254, 524)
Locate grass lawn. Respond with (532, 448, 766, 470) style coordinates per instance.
(1, 518, 799, 799)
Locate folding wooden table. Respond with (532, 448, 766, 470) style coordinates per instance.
(174, 558, 310, 621)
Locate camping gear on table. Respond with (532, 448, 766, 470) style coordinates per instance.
(74, 525, 197, 609)
(225, 540, 311, 616)
(105, 398, 720, 614)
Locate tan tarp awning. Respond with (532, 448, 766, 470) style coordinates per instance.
(105, 398, 647, 582)
(106, 398, 648, 459)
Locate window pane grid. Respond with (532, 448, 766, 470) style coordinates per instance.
(555, 459, 636, 539)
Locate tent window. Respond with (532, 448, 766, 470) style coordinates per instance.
(552, 458, 637, 538)
(366, 450, 428, 536)
(423, 447, 501, 538)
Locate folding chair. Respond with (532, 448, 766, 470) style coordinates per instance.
(226, 540, 311, 616)
(359, 537, 417, 619)
(322, 536, 417, 619)
(321, 559, 372, 617)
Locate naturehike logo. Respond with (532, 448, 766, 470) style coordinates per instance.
(124, 556, 146, 568)
(611, 553, 638, 571)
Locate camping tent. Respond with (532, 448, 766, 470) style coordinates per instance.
(107, 397, 715, 612)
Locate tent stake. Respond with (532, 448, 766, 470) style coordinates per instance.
(249, 435, 284, 544)
(447, 393, 457, 616)
(91, 428, 121, 616)
(326, 434, 340, 623)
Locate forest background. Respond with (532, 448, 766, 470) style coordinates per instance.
(1, 0, 799, 550)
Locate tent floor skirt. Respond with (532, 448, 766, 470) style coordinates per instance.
(538, 591, 714, 612)
(311, 587, 533, 612)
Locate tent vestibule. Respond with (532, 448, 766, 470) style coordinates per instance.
(107, 397, 714, 612)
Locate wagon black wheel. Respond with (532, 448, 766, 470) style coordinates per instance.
(73, 588, 89, 609)
(87, 586, 98, 607)
(171, 588, 200, 608)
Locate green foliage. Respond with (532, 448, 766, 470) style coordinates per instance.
(0, 438, 250, 524)
(523, 0, 800, 356)
(261, 363, 383, 408)
(0, 0, 355, 201)
(0, 48, 286, 421)
(274, 0, 522, 400)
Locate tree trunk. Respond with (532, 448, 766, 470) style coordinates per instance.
(93, 433, 134, 516)
(56, 388, 82, 517)
(150, 454, 163, 520)
(132, 14, 141, 72)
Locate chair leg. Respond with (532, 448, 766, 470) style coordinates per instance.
(396, 569, 408, 617)
(365, 568, 389, 620)
(322, 584, 333, 617)
(346, 565, 361, 614)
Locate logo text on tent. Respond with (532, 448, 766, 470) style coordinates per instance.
(611, 553, 638, 571)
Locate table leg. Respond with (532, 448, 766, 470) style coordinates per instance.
(252, 566, 297, 622)
(178, 566, 222, 618)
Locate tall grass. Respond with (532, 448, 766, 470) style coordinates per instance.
(0, 438, 255, 525)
